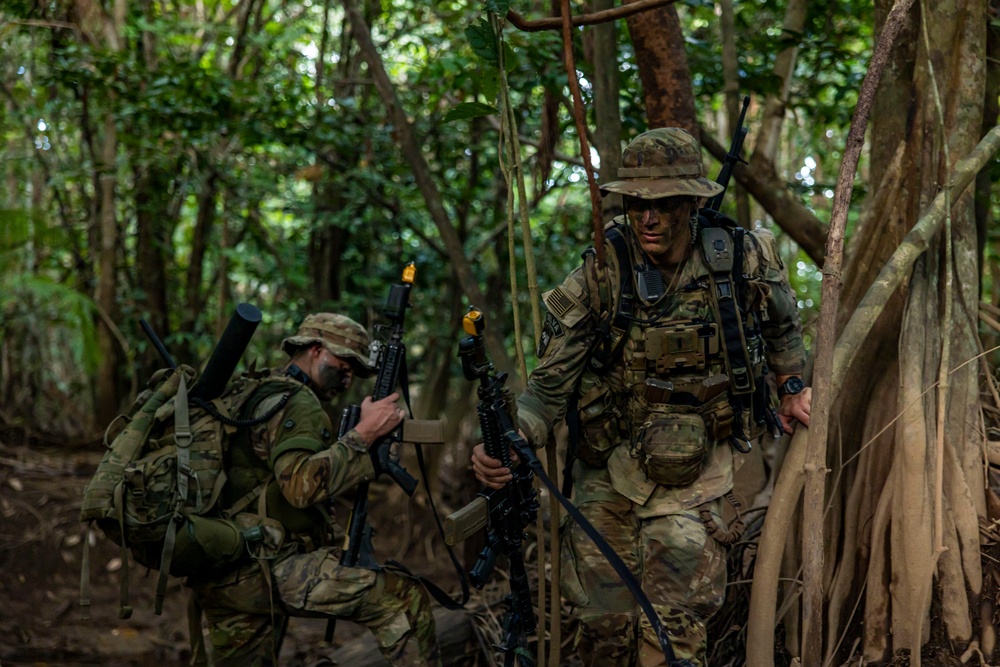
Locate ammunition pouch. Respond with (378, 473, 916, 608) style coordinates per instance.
(635, 413, 707, 488)
(699, 398, 734, 441)
(576, 384, 622, 468)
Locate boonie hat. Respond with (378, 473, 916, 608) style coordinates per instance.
(282, 313, 375, 378)
(600, 127, 724, 200)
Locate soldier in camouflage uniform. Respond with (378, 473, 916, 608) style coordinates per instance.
(189, 313, 440, 667)
(472, 128, 811, 666)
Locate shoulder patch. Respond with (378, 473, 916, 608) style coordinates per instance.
(542, 284, 589, 329)
(536, 311, 565, 357)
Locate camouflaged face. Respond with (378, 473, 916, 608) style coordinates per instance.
(601, 128, 724, 200)
(281, 313, 375, 377)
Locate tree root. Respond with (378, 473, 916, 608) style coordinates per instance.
(747, 427, 808, 667)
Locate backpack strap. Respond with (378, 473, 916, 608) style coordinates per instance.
(700, 226, 754, 397)
(156, 372, 194, 615)
(79, 526, 92, 619)
(589, 224, 634, 374)
(114, 481, 132, 618)
(700, 224, 759, 453)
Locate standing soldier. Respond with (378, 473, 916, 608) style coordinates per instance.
(189, 313, 440, 667)
(472, 128, 811, 666)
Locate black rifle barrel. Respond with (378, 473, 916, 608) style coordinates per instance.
(139, 319, 177, 369)
(705, 94, 751, 212)
(189, 303, 262, 402)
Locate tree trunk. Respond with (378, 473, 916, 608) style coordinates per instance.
(179, 173, 219, 361)
(588, 0, 623, 221)
(750, 2, 990, 664)
(134, 163, 173, 372)
(873, 3, 985, 657)
(77, 0, 126, 425)
(624, 0, 697, 133)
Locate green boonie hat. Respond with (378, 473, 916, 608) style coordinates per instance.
(600, 127, 724, 200)
(281, 313, 375, 378)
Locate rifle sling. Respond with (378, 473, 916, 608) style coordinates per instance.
(399, 361, 471, 609)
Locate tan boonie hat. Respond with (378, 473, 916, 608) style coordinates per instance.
(600, 128, 724, 200)
(282, 313, 375, 378)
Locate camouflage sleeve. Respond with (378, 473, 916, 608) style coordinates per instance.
(517, 260, 599, 447)
(749, 228, 807, 376)
(262, 390, 375, 509)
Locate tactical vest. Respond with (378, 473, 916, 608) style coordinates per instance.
(573, 219, 773, 487)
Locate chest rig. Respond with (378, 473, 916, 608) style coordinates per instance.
(589, 219, 774, 452)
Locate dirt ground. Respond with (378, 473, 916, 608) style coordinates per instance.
(0, 439, 471, 667)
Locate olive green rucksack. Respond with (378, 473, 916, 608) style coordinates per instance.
(79, 365, 295, 619)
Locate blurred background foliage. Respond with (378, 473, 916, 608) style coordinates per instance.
(0, 0, 986, 442)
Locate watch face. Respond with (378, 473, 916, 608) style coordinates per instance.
(780, 377, 804, 397)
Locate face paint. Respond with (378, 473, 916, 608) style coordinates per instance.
(314, 356, 351, 399)
(626, 196, 696, 268)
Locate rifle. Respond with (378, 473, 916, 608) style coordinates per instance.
(446, 307, 538, 666)
(447, 307, 682, 666)
(339, 263, 420, 571)
(324, 264, 420, 643)
(704, 94, 750, 215)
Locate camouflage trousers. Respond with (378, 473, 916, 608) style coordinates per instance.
(560, 496, 728, 667)
(189, 547, 440, 666)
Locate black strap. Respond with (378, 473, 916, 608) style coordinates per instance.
(509, 437, 679, 666)
(590, 225, 634, 373)
(398, 361, 471, 609)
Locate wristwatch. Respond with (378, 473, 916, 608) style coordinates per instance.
(777, 376, 805, 399)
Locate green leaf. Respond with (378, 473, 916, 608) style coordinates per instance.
(444, 102, 499, 122)
(465, 19, 498, 63)
(503, 42, 517, 72)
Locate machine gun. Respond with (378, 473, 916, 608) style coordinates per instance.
(339, 263, 420, 571)
(445, 307, 538, 666)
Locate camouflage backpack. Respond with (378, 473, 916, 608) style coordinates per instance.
(80, 365, 296, 618)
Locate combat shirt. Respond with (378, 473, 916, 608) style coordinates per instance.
(224, 373, 375, 546)
(517, 220, 806, 517)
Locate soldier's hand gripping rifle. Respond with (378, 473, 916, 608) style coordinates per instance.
(446, 308, 538, 665)
(448, 309, 682, 665)
(339, 263, 420, 571)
